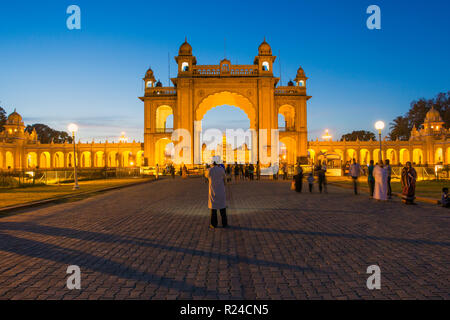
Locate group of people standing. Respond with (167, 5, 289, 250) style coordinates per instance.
(349, 158, 418, 204)
(292, 160, 328, 194)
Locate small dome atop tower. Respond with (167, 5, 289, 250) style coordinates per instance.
(425, 106, 442, 122)
(258, 38, 272, 56)
(178, 38, 193, 56)
(296, 66, 305, 78)
(7, 110, 23, 125)
(145, 67, 154, 78)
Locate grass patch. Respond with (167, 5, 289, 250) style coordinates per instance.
(0, 177, 152, 208)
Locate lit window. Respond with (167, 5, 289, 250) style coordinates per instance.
(182, 62, 189, 72)
(262, 61, 269, 71)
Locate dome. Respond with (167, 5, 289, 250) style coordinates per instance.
(7, 110, 22, 124)
(425, 106, 442, 122)
(258, 38, 272, 56)
(178, 39, 192, 56)
(144, 67, 154, 78)
(296, 66, 305, 78)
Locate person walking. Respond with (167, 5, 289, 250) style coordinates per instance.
(385, 159, 392, 199)
(293, 166, 303, 192)
(367, 160, 375, 198)
(226, 164, 232, 183)
(373, 162, 388, 201)
(317, 161, 327, 194)
(273, 162, 279, 180)
(282, 163, 288, 180)
(182, 164, 188, 179)
(401, 161, 417, 205)
(234, 162, 240, 182)
(256, 161, 261, 180)
(205, 161, 228, 229)
(349, 158, 362, 195)
(249, 163, 254, 180)
(307, 173, 314, 192)
(155, 163, 159, 180)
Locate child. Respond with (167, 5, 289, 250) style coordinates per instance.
(307, 173, 314, 193)
(441, 188, 450, 208)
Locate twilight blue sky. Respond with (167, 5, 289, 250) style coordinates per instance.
(0, 0, 449, 142)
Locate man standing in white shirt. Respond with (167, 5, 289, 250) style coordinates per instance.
(349, 158, 362, 195)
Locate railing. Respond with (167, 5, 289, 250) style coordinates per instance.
(155, 128, 174, 133)
(192, 65, 259, 77)
(145, 87, 177, 96)
(275, 86, 305, 95)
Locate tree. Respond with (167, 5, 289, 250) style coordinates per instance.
(389, 116, 410, 141)
(25, 124, 73, 144)
(340, 130, 376, 141)
(0, 106, 6, 132)
(389, 91, 450, 140)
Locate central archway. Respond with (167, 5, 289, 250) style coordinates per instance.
(196, 91, 257, 129)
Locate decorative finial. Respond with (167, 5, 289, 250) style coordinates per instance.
(185, 36, 187, 42)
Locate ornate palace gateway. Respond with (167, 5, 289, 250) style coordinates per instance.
(139, 39, 310, 166)
(0, 40, 448, 171)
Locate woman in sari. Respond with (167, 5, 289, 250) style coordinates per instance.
(401, 161, 417, 204)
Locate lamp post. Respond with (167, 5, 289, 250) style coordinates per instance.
(374, 121, 385, 164)
(68, 123, 79, 190)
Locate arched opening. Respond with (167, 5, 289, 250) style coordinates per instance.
(27, 152, 38, 168)
(399, 149, 410, 165)
(346, 149, 357, 162)
(80, 151, 91, 168)
(155, 138, 174, 166)
(94, 151, 105, 167)
(6, 151, 14, 169)
(53, 152, 65, 168)
(386, 148, 397, 164)
(360, 149, 370, 165)
(279, 137, 296, 165)
(435, 148, 443, 164)
(108, 151, 118, 167)
(40, 152, 51, 168)
(197, 92, 255, 164)
(262, 61, 270, 71)
(413, 149, 423, 165)
(196, 91, 256, 129)
(333, 149, 344, 162)
(155, 105, 174, 132)
(121, 151, 133, 167)
(181, 62, 189, 72)
(278, 105, 295, 131)
(136, 150, 144, 167)
(66, 152, 79, 168)
(373, 149, 382, 164)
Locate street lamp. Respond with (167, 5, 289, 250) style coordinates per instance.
(68, 123, 79, 190)
(322, 129, 332, 141)
(375, 121, 385, 163)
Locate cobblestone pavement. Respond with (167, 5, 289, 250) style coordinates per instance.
(0, 178, 448, 300)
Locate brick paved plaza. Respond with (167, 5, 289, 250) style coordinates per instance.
(0, 178, 448, 300)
